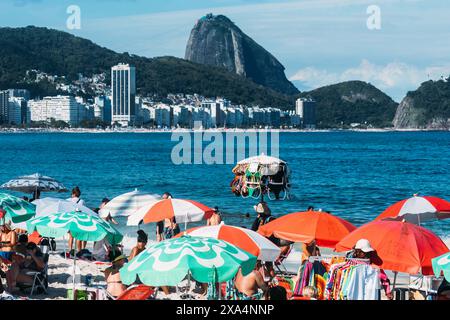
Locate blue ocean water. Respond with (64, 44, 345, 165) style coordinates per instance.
(0, 131, 449, 242)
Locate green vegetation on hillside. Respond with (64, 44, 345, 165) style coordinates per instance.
(0, 26, 294, 107)
(299, 81, 398, 128)
(406, 77, 450, 126)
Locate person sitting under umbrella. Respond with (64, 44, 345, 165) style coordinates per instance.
(348, 239, 393, 300)
(234, 260, 269, 299)
(0, 212, 17, 262)
(5, 242, 45, 293)
(104, 254, 128, 299)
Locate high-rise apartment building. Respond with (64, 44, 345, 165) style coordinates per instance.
(111, 64, 136, 127)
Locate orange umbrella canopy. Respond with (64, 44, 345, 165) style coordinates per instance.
(140, 198, 214, 224)
(335, 220, 449, 275)
(375, 195, 450, 223)
(258, 211, 357, 248)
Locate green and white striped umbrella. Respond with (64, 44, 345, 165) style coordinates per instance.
(0, 193, 36, 223)
(26, 210, 123, 244)
(120, 235, 257, 287)
(432, 252, 450, 281)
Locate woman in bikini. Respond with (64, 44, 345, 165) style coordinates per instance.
(104, 255, 127, 299)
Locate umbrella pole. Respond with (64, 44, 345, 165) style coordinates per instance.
(392, 271, 398, 292)
(72, 240, 77, 300)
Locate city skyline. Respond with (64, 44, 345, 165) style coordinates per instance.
(1, 0, 450, 101)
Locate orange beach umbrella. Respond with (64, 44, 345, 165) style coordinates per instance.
(375, 195, 450, 224)
(335, 220, 449, 275)
(137, 198, 214, 224)
(258, 211, 357, 248)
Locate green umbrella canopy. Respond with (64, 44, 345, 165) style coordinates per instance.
(432, 252, 450, 281)
(120, 235, 257, 287)
(0, 193, 36, 223)
(26, 211, 123, 245)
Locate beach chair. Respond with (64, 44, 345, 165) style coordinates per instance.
(29, 245, 50, 295)
(274, 244, 293, 274)
(19, 245, 50, 296)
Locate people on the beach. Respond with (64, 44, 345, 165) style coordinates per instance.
(67, 186, 87, 254)
(5, 242, 45, 293)
(129, 230, 148, 260)
(349, 239, 393, 300)
(0, 215, 17, 262)
(234, 261, 269, 298)
(301, 239, 321, 264)
(104, 254, 127, 299)
(250, 202, 273, 231)
(207, 206, 222, 226)
(161, 192, 180, 238)
(156, 220, 165, 242)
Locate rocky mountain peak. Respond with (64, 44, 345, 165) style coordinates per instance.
(185, 14, 299, 95)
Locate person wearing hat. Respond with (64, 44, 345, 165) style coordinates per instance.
(104, 254, 128, 298)
(0, 209, 17, 262)
(250, 202, 273, 232)
(350, 239, 393, 300)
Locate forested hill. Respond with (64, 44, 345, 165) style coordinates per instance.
(393, 78, 450, 129)
(0, 26, 294, 107)
(299, 81, 399, 128)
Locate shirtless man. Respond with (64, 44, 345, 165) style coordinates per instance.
(207, 206, 222, 226)
(235, 261, 268, 298)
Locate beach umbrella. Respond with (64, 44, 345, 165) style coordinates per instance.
(99, 189, 159, 218)
(26, 210, 123, 299)
(232, 153, 288, 176)
(432, 252, 450, 281)
(335, 220, 449, 276)
(12, 197, 97, 231)
(177, 222, 281, 262)
(1, 173, 67, 195)
(120, 235, 256, 287)
(0, 193, 36, 223)
(258, 211, 357, 248)
(375, 195, 450, 224)
(136, 198, 214, 227)
(33, 197, 96, 216)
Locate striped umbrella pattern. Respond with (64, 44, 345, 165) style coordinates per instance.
(375, 195, 450, 224)
(136, 198, 215, 224)
(120, 235, 256, 287)
(179, 222, 281, 262)
(1, 173, 67, 194)
(99, 190, 159, 217)
(0, 193, 36, 223)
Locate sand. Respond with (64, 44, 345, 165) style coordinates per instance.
(2, 238, 448, 300)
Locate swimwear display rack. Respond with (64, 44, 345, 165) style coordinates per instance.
(308, 255, 370, 264)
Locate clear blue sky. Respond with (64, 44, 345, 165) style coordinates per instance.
(1, 0, 450, 101)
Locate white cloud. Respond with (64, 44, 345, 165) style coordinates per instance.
(289, 60, 450, 101)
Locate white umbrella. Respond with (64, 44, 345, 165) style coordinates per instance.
(182, 222, 281, 261)
(1, 173, 67, 194)
(99, 189, 159, 218)
(12, 197, 95, 230)
(237, 154, 286, 166)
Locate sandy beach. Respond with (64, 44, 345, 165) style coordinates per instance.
(12, 238, 447, 301)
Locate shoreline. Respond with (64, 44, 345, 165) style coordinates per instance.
(0, 128, 449, 134)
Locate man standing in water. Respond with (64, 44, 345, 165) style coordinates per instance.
(207, 206, 222, 226)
